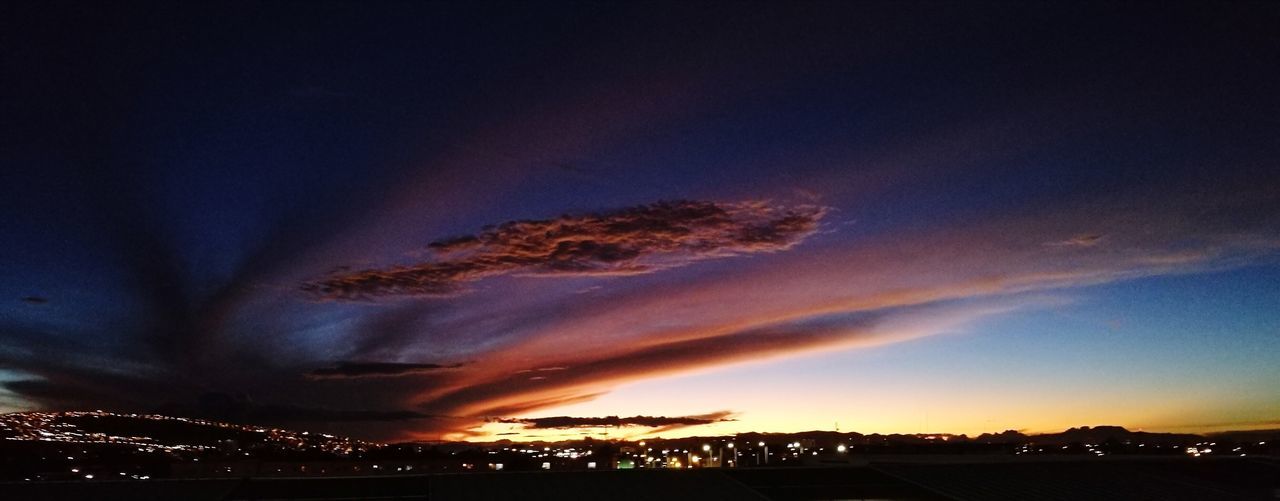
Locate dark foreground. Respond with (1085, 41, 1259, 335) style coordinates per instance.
(4, 457, 1278, 500)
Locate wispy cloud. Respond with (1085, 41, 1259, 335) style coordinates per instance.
(383, 182, 1279, 439)
(412, 295, 1040, 428)
(303, 200, 826, 299)
(489, 411, 734, 430)
(1045, 234, 1105, 247)
(308, 361, 467, 379)
(7, 181, 1276, 441)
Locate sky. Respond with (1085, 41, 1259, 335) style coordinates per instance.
(1, 1, 1278, 442)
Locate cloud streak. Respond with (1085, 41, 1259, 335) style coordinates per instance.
(303, 200, 826, 299)
(376, 179, 1279, 439)
(7, 178, 1276, 442)
(1045, 234, 1105, 247)
(489, 411, 734, 430)
(408, 296, 1034, 433)
(308, 361, 467, 379)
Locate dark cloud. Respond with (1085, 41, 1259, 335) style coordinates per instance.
(140, 393, 436, 426)
(0, 368, 185, 413)
(341, 304, 451, 362)
(308, 361, 466, 379)
(2, 380, 96, 406)
(20, 296, 48, 305)
(204, 399, 430, 423)
(303, 200, 826, 299)
(489, 411, 734, 430)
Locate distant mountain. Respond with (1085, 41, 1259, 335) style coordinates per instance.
(974, 429, 1030, 443)
(1038, 425, 1201, 445)
(970, 425, 1201, 445)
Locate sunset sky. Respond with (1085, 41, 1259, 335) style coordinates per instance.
(2, 2, 1278, 442)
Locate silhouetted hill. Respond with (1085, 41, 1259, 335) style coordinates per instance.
(0, 411, 375, 454)
(1031, 426, 1201, 446)
(975, 429, 1029, 444)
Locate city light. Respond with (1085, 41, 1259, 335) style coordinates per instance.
(2, 409, 1273, 482)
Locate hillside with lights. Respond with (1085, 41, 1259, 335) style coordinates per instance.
(2, 411, 1277, 483)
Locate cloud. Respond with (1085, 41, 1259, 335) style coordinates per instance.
(303, 200, 827, 299)
(2, 380, 94, 405)
(308, 361, 466, 379)
(8, 178, 1277, 442)
(19, 296, 48, 305)
(415, 298, 1015, 425)
(1045, 234, 1104, 247)
(166, 392, 434, 424)
(386, 183, 1280, 439)
(514, 367, 568, 374)
(489, 411, 735, 430)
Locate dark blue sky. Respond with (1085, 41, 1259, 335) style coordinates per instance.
(2, 1, 1278, 440)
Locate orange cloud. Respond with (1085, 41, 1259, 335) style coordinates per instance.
(381, 186, 1280, 439)
(303, 200, 826, 299)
